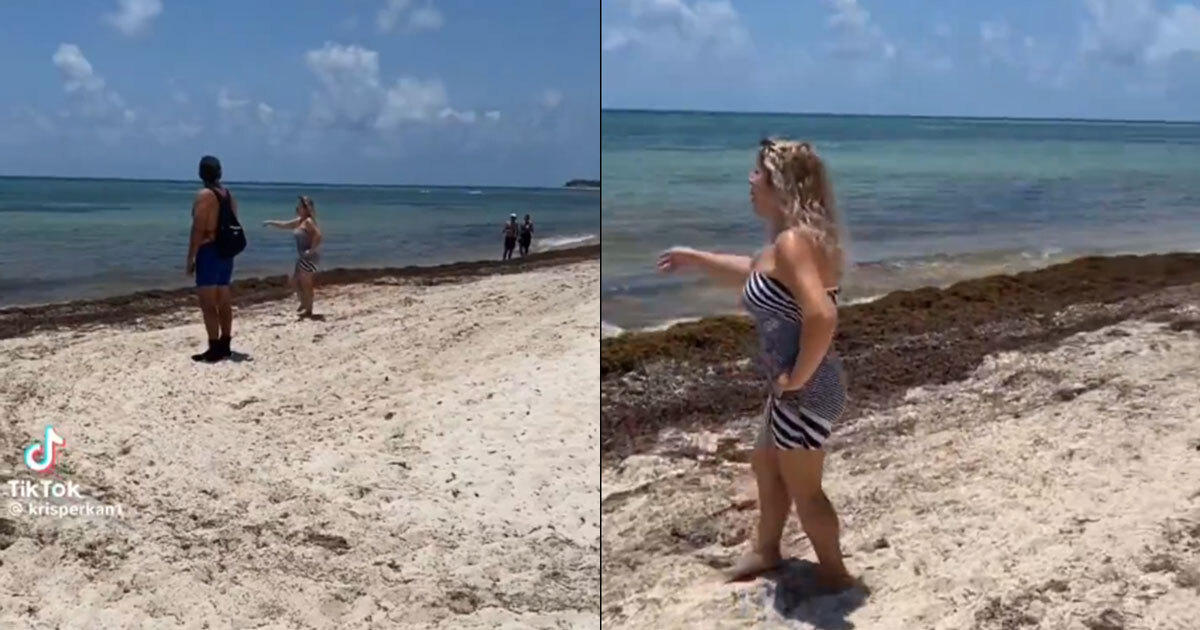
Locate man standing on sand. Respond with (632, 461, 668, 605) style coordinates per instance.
(186, 155, 245, 362)
(503, 213, 519, 260)
(519, 213, 534, 258)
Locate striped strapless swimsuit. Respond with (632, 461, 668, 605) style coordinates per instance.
(742, 270, 847, 450)
(294, 227, 319, 274)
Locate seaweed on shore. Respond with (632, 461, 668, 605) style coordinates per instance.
(0, 245, 599, 341)
(600, 316, 755, 377)
(601, 252, 1200, 460)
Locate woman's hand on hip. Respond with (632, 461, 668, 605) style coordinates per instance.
(775, 372, 807, 395)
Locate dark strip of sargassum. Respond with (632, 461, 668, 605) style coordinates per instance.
(0, 245, 599, 341)
(601, 253, 1200, 460)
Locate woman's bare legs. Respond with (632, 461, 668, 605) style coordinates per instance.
(288, 272, 303, 312)
(725, 446, 790, 581)
(777, 449, 854, 591)
(297, 271, 315, 317)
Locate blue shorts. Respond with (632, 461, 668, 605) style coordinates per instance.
(195, 243, 234, 287)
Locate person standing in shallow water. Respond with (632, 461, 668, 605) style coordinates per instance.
(186, 155, 240, 363)
(502, 213, 519, 260)
(519, 214, 534, 258)
(264, 196, 323, 318)
(657, 139, 857, 592)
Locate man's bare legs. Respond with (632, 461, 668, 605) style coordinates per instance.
(777, 449, 855, 591)
(197, 287, 219, 339)
(215, 286, 233, 356)
(216, 287, 232, 338)
(725, 446, 790, 581)
(192, 287, 222, 362)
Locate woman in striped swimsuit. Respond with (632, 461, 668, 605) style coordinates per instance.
(264, 196, 324, 318)
(657, 139, 854, 591)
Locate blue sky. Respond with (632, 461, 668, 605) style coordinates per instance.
(0, 0, 599, 186)
(602, 0, 1200, 121)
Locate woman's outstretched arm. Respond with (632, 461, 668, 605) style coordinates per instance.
(657, 247, 753, 286)
(263, 217, 303, 229)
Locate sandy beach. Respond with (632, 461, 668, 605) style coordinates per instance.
(0, 256, 599, 629)
(601, 255, 1200, 629)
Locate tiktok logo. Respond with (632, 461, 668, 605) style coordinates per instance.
(24, 426, 66, 474)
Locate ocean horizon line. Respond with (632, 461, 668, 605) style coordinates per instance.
(0, 174, 601, 193)
(601, 107, 1200, 126)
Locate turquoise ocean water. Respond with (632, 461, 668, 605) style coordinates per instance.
(0, 177, 599, 307)
(602, 110, 1200, 335)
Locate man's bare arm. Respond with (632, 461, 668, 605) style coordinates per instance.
(187, 190, 216, 269)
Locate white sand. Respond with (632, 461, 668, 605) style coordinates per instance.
(602, 314, 1200, 629)
(0, 261, 599, 629)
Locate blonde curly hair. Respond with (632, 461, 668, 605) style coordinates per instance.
(298, 195, 317, 220)
(758, 138, 846, 271)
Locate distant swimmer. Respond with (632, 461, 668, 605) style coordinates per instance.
(186, 155, 246, 363)
(264, 196, 324, 319)
(519, 214, 534, 258)
(503, 213, 519, 260)
(657, 139, 857, 592)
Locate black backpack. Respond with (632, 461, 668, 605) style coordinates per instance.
(209, 186, 247, 258)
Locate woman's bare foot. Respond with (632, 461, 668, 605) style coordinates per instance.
(724, 549, 782, 582)
(814, 566, 860, 593)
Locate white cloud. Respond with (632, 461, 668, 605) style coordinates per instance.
(1146, 4, 1200, 62)
(484, 110, 501, 122)
(977, 20, 1070, 88)
(53, 44, 104, 93)
(601, 0, 749, 58)
(1081, 0, 1161, 66)
(51, 44, 135, 124)
(825, 0, 896, 60)
(980, 20, 1014, 66)
(148, 120, 203, 144)
(378, 0, 411, 31)
(540, 88, 564, 109)
(29, 109, 56, 133)
(165, 79, 191, 105)
(211, 87, 292, 144)
(257, 103, 296, 147)
(1081, 0, 1200, 66)
(304, 42, 475, 132)
(306, 43, 384, 128)
(438, 108, 476, 124)
(409, 5, 445, 31)
(376, 78, 449, 128)
(377, 0, 445, 33)
(903, 45, 954, 74)
(106, 0, 163, 37)
(257, 102, 275, 125)
(217, 87, 249, 112)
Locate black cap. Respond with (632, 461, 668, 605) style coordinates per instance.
(199, 155, 222, 184)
